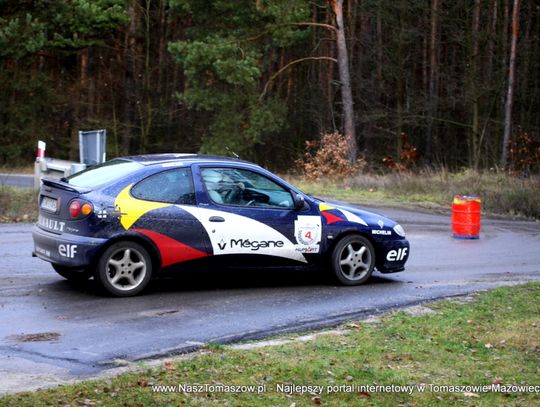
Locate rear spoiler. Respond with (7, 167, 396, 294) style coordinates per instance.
(41, 178, 91, 194)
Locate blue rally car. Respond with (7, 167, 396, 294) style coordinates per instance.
(32, 154, 409, 296)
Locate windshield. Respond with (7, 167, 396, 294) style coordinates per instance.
(66, 159, 143, 188)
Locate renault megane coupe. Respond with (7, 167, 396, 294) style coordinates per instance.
(32, 154, 409, 296)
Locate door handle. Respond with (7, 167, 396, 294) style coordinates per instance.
(209, 216, 225, 222)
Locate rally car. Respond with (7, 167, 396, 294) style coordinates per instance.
(32, 154, 409, 296)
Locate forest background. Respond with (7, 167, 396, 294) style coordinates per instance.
(0, 0, 538, 173)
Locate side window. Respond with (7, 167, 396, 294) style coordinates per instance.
(201, 167, 294, 209)
(131, 168, 195, 204)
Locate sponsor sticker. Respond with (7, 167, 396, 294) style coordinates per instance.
(294, 216, 321, 254)
(97, 205, 125, 220)
(219, 239, 285, 251)
(386, 247, 408, 261)
(35, 246, 51, 257)
(38, 215, 65, 233)
(97, 209, 108, 219)
(218, 239, 227, 250)
(177, 206, 307, 263)
(161, 162, 184, 167)
(59, 244, 78, 258)
(372, 229, 391, 235)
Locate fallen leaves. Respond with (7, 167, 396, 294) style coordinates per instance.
(136, 378, 148, 387)
(358, 391, 370, 398)
(311, 395, 322, 405)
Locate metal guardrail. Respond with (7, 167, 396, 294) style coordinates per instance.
(32, 130, 106, 190)
(33, 158, 86, 190)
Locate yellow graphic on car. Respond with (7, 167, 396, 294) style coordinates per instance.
(319, 203, 336, 211)
(115, 184, 171, 230)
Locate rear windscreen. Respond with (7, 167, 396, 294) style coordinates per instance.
(66, 159, 143, 188)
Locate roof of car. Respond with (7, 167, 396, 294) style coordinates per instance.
(122, 153, 254, 166)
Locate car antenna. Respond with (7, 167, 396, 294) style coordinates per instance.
(225, 146, 240, 159)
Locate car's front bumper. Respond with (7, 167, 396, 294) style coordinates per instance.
(32, 225, 107, 267)
(375, 238, 410, 273)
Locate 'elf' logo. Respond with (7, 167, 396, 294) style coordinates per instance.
(58, 244, 78, 258)
(386, 247, 408, 261)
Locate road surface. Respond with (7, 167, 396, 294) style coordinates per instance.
(0, 206, 539, 393)
(0, 173, 33, 189)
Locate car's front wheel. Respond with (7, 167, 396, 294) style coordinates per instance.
(52, 264, 92, 282)
(330, 235, 375, 285)
(95, 241, 152, 297)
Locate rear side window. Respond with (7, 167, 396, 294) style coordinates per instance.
(131, 168, 195, 205)
(67, 159, 143, 188)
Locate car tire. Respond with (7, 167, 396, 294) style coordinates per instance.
(330, 235, 375, 286)
(95, 241, 152, 297)
(52, 264, 92, 282)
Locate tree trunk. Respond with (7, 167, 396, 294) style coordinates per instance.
(471, 0, 481, 169)
(138, 0, 153, 154)
(426, 0, 440, 162)
(346, 0, 357, 67)
(376, 6, 383, 85)
(519, 0, 531, 120)
(499, 0, 510, 156)
(501, 0, 520, 167)
(483, 0, 498, 164)
(70, 48, 89, 161)
(395, 0, 407, 157)
(486, 0, 498, 83)
(123, 2, 139, 155)
(320, 6, 335, 130)
(328, 0, 357, 163)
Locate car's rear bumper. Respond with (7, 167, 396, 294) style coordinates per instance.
(375, 238, 410, 273)
(32, 225, 107, 267)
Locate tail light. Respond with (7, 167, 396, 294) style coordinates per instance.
(69, 199, 93, 219)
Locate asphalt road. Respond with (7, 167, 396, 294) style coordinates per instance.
(1, 206, 539, 394)
(0, 173, 33, 189)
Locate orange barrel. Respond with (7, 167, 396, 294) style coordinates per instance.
(451, 195, 481, 239)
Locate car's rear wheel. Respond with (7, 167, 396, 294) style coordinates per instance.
(52, 264, 92, 282)
(330, 235, 375, 285)
(95, 241, 152, 297)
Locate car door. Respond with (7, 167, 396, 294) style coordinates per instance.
(123, 167, 210, 268)
(187, 165, 322, 268)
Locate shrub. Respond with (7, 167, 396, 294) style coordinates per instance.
(296, 132, 366, 181)
(507, 130, 540, 175)
(382, 133, 420, 172)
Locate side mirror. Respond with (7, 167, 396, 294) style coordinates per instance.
(293, 193, 306, 211)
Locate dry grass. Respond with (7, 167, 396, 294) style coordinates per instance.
(0, 165, 34, 175)
(486, 318, 539, 352)
(289, 169, 540, 220)
(0, 187, 38, 223)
